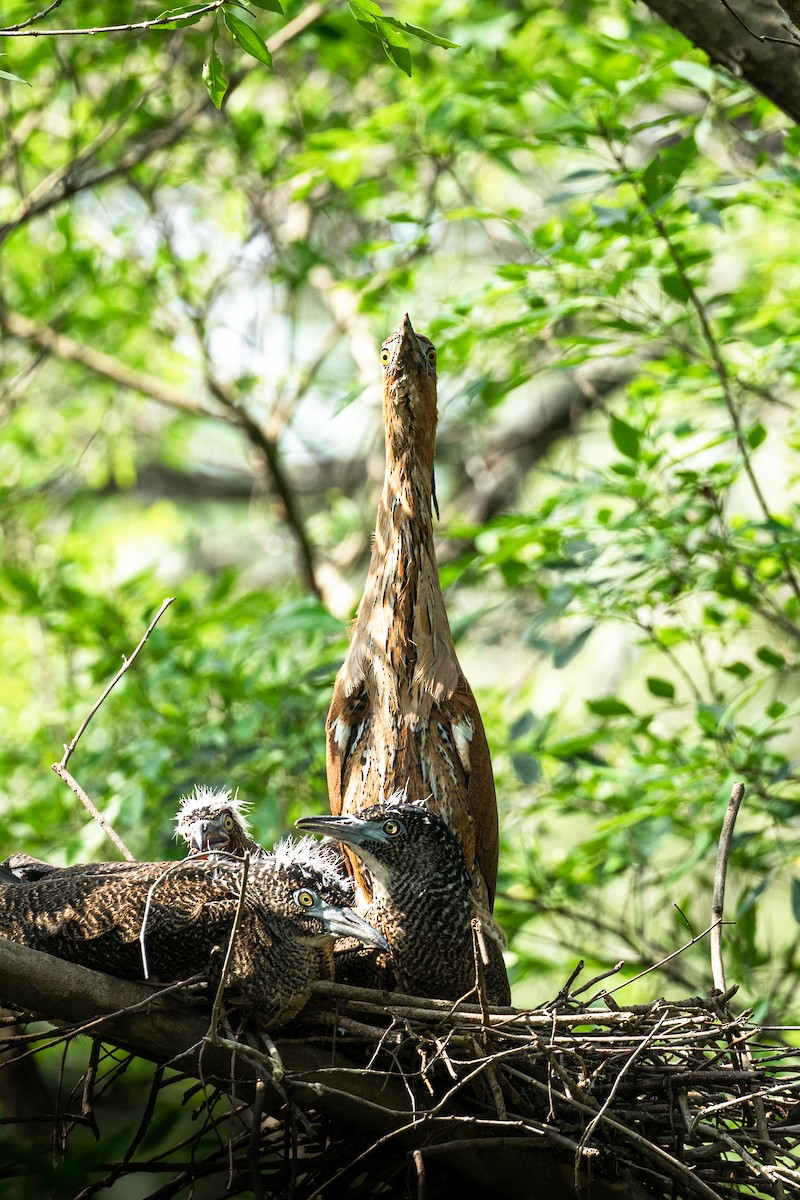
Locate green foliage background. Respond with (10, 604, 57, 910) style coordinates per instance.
(2, 0, 800, 1036)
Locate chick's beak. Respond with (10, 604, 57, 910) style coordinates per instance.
(295, 814, 381, 849)
(188, 819, 227, 854)
(320, 903, 388, 949)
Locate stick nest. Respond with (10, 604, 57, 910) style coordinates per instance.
(4, 974, 797, 1200)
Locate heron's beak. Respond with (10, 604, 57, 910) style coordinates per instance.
(397, 312, 429, 372)
(295, 814, 388, 848)
(319, 903, 388, 949)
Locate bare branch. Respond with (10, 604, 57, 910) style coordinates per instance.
(1, 0, 65, 34)
(0, 310, 230, 421)
(711, 781, 746, 993)
(208, 853, 250, 1038)
(50, 763, 135, 862)
(0, 3, 224, 36)
(49, 596, 174, 860)
(58, 596, 174, 772)
(2, 307, 321, 595)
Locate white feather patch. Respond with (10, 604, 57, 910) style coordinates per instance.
(451, 718, 473, 774)
(331, 716, 351, 754)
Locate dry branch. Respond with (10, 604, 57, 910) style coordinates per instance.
(49, 595, 175, 861)
(711, 781, 746, 993)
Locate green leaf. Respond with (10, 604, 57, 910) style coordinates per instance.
(0, 68, 29, 85)
(723, 661, 752, 679)
(553, 625, 594, 668)
(224, 10, 273, 67)
(747, 422, 767, 450)
(154, 3, 210, 28)
(247, 0, 283, 11)
(696, 703, 723, 733)
(671, 60, 720, 93)
(641, 136, 696, 205)
(382, 39, 412, 75)
(512, 754, 541, 784)
(376, 14, 458, 48)
(661, 270, 690, 302)
(586, 697, 632, 717)
(510, 711, 537, 740)
(756, 646, 785, 669)
(202, 19, 228, 109)
(349, 0, 456, 46)
(646, 677, 675, 700)
(610, 416, 640, 461)
(791, 877, 800, 926)
(349, 1, 412, 75)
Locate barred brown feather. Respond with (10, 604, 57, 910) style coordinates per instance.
(326, 314, 499, 914)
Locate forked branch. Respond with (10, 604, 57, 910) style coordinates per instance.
(711, 781, 746, 993)
(50, 596, 175, 860)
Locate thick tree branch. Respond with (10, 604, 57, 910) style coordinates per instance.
(0, 938, 411, 1127)
(0, 939, 637, 1199)
(643, 0, 800, 126)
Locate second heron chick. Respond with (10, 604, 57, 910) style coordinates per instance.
(296, 802, 510, 1005)
(175, 785, 268, 858)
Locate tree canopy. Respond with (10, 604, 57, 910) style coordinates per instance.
(1, 0, 800, 1191)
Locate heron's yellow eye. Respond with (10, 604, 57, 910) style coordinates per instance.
(426, 347, 436, 365)
(381, 347, 390, 364)
(383, 819, 401, 836)
(223, 814, 235, 831)
(296, 889, 315, 908)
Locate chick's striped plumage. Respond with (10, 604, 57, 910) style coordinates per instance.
(0, 841, 382, 1027)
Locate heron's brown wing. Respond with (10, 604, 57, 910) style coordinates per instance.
(325, 680, 374, 899)
(325, 679, 371, 818)
(457, 680, 499, 908)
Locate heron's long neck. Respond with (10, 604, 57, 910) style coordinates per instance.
(343, 389, 458, 705)
(362, 400, 437, 653)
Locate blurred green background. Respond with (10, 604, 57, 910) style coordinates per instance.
(2, 0, 799, 1032)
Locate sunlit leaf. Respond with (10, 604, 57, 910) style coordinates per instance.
(224, 9, 273, 67)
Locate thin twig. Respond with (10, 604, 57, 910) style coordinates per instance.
(208, 855, 251, 1041)
(717, 0, 800, 45)
(139, 863, 188, 979)
(574, 1010, 669, 1186)
(592, 923, 721, 1003)
(711, 781, 746, 993)
(48, 597, 174, 859)
(0, 3, 223, 36)
(50, 763, 135, 862)
(57, 596, 175, 771)
(0, 0, 65, 33)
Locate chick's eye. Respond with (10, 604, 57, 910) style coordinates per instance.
(223, 815, 235, 830)
(295, 889, 315, 908)
(381, 348, 390, 364)
(426, 347, 436, 365)
(383, 819, 401, 836)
